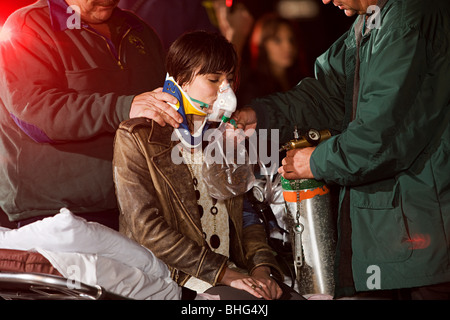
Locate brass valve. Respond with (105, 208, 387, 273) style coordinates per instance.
(279, 128, 331, 152)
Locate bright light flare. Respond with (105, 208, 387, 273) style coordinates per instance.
(0, 25, 12, 43)
(407, 233, 431, 250)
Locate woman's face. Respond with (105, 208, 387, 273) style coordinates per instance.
(182, 71, 234, 110)
(264, 24, 297, 70)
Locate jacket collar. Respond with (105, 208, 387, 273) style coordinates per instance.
(146, 123, 204, 233)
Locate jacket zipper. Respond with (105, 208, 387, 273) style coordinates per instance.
(83, 26, 131, 69)
(116, 28, 131, 69)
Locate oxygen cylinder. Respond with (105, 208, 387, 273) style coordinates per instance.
(280, 128, 336, 297)
(282, 177, 336, 296)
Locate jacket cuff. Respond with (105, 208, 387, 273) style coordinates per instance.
(250, 263, 284, 283)
(117, 95, 134, 123)
(216, 264, 227, 283)
(310, 152, 323, 181)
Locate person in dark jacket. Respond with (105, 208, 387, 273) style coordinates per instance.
(0, 0, 182, 229)
(231, 0, 450, 299)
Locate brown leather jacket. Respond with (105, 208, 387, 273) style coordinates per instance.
(113, 118, 282, 286)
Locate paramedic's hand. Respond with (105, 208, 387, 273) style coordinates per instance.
(130, 87, 183, 128)
(279, 148, 315, 180)
(231, 106, 257, 137)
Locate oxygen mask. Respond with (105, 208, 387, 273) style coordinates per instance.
(207, 83, 237, 124)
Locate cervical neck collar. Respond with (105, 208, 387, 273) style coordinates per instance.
(162, 74, 210, 149)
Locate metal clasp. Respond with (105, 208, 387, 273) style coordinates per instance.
(293, 223, 304, 269)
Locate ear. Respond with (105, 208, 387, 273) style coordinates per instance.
(181, 82, 189, 93)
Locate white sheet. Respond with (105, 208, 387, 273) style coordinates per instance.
(39, 250, 180, 300)
(0, 208, 181, 300)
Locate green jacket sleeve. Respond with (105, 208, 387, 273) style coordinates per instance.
(250, 31, 350, 144)
(311, 7, 450, 186)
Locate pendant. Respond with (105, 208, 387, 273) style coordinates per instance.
(198, 205, 204, 218)
(210, 234, 220, 249)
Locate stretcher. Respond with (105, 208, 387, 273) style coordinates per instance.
(0, 247, 130, 300)
(0, 208, 182, 300)
(0, 270, 124, 300)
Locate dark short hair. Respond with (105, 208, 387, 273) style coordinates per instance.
(166, 31, 238, 87)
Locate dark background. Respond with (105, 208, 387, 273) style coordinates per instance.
(0, 0, 354, 72)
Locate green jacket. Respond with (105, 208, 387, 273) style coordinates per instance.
(252, 0, 450, 291)
(0, 0, 166, 221)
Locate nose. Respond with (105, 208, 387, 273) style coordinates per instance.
(322, 0, 332, 4)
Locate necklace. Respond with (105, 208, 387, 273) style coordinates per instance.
(182, 147, 229, 255)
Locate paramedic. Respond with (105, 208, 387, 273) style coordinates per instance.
(232, 0, 450, 299)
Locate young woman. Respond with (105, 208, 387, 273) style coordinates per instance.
(237, 13, 309, 106)
(113, 31, 302, 300)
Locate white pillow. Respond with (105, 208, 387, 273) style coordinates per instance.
(0, 208, 169, 278)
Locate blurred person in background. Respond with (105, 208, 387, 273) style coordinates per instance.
(119, 0, 219, 51)
(119, 0, 275, 61)
(237, 13, 310, 106)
